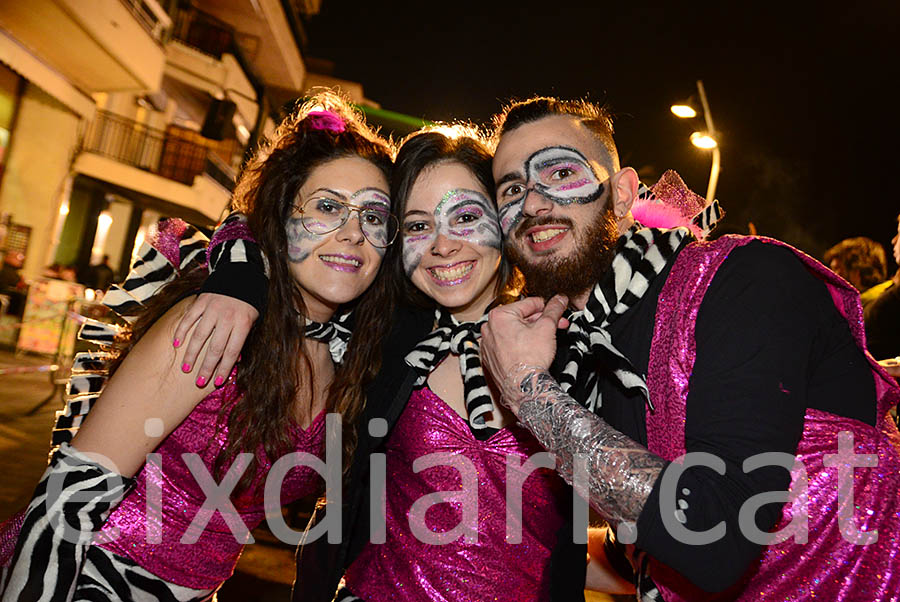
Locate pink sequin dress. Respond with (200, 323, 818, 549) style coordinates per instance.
(343, 386, 569, 602)
(95, 377, 326, 589)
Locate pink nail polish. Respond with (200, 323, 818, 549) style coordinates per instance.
(182, 362, 190, 372)
(214, 376, 225, 387)
(173, 338, 181, 348)
(196, 376, 206, 387)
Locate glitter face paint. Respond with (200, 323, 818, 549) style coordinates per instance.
(496, 146, 606, 237)
(287, 186, 392, 262)
(349, 187, 392, 255)
(402, 188, 501, 277)
(286, 215, 324, 263)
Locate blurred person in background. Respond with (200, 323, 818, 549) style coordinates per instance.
(0, 252, 24, 290)
(823, 236, 887, 307)
(58, 265, 78, 282)
(864, 214, 900, 361)
(86, 254, 115, 291)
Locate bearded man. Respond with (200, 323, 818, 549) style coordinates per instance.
(480, 97, 900, 601)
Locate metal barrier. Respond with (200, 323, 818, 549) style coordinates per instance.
(0, 299, 107, 415)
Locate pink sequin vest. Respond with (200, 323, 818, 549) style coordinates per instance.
(343, 386, 569, 602)
(96, 378, 326, 589)
(645, 235, 900, 601)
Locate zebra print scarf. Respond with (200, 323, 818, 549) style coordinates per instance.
(405, 309, 493, 430)
(305, 312, 352, 364)
(558, 224, 692, 413)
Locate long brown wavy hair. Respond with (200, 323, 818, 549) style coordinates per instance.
(111, 91, 394, 492)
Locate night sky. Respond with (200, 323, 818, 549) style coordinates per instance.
(303, 1, 898, 260)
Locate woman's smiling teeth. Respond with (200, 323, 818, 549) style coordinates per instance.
(531, 227, 567, 243)
(428, 261, 474, 284)
(319, 254, 362, 271)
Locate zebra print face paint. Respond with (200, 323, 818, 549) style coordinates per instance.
(402, 188, 501, 277)
(286, 214, 325, 263)
(287, 185, 394, 263)
(496, 146, 606, 237)
(498, 197, 525, 238)
(349, 187, 392, 255)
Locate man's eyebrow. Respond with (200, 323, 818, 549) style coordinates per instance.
(307, 187, 348, 200)
(495, 171, 524, 189)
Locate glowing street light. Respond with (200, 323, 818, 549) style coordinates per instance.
(670, 104, 697, 119)
(690, 132, 718, 149)
(670, 80, 721, 203)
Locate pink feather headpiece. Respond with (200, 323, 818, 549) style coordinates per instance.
(631, 170, 712, 239)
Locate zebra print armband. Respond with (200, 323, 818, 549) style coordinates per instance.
(2, 443, 132, 602)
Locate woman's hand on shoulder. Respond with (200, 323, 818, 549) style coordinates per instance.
(172, 293, 258, 389)
(71, 298, 224, 478)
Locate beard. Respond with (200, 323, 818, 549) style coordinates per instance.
(505, 204, 620, 301)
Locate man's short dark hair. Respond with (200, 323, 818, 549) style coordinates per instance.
(491, 96, 618, 169)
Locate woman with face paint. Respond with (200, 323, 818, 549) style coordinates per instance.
(300, 126, 571, 602)
(0, 92, 396, 602)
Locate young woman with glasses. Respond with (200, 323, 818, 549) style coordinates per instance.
(0, 92, 395, 602)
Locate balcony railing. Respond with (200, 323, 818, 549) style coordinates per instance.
(119, 0, 173, 44)
(80, 111, 240, 190)
(171, 7, 235, 59)
(81, 111, 166, 172)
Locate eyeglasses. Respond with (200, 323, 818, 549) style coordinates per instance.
(295, 197, 399, 248)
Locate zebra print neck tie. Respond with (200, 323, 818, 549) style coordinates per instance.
(405, 309, 493, 429)
(305, 311, 352, 363)
(559, 224, 692, 413)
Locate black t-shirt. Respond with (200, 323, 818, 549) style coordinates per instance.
(594, 240, 875, 592)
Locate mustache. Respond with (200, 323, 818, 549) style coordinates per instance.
(513, 214, 575, 240)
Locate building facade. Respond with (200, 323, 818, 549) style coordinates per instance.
(0, 0, 330, 284)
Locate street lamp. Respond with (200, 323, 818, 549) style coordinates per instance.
(670, 80, 720, 203)
(670, 104, 697, 119)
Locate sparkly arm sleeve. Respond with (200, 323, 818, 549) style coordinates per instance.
(200, 211, 269, 315)
(515, 368, 667, 528)
(2, 443, 132, 602)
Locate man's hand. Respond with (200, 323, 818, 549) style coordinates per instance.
(480, 294, 568, 415)
(172, 293, 259, 387)
(879, 356, 900, 379)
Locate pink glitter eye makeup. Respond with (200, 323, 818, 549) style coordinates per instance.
(502, 146, 606, 209)
(453, 206, 485, 221)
